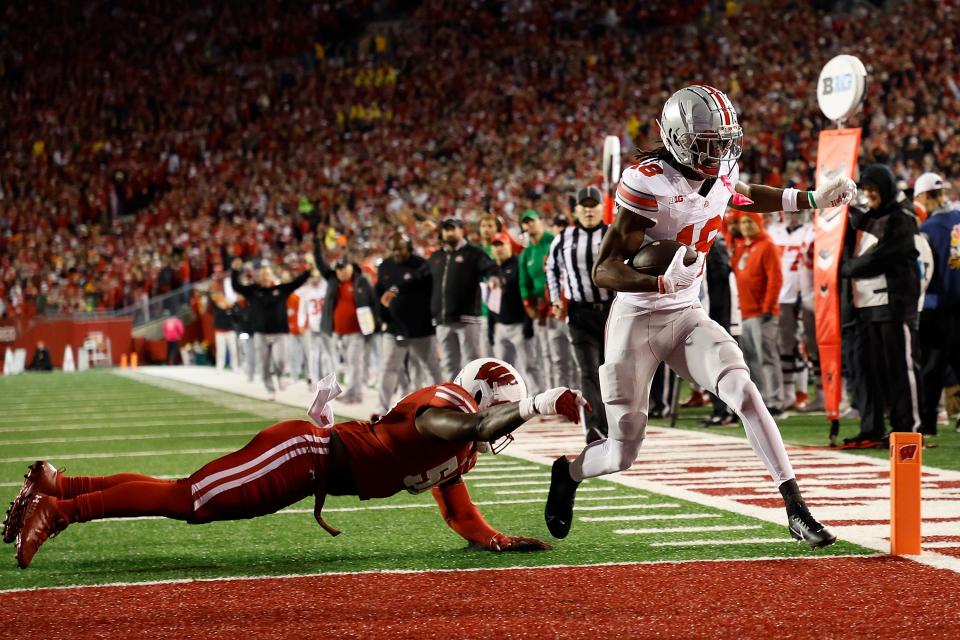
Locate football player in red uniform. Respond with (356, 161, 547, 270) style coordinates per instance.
(4, 358, 589, 569)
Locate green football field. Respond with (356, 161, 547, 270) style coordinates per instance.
(0, 371, 877, 591)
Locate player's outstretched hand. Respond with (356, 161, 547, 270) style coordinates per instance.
(526, 387, 591, 424)
(489, 534, 553, 552)
(658, 247, 705, 294)
(812, 176, 857, 209)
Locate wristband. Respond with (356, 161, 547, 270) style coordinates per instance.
(781, 188, 800, 212)
(807, 191, 817, 209)
(518, 396, 538, 420)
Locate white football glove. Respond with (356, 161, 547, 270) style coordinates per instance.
(658, 247, 705, 295)
(519, 387, 591, 424)
(811, 176, 857, 209)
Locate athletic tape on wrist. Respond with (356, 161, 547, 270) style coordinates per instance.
(518, 396, 537, 420)
(781, 188, 800, 212)
(807, 191, 817, 209)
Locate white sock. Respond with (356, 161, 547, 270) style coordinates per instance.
(570, 436, 643, 482)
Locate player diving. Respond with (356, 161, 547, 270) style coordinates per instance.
(4, 358, 588, 569)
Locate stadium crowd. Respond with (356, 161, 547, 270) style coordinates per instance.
(2, 0, 960, 319)
(1, 1, 959, 435)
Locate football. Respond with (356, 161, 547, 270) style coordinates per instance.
(629, 240, 697, 276)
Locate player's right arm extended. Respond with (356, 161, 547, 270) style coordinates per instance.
(591, 205, 658, 292)
(416, 389, 589, 444)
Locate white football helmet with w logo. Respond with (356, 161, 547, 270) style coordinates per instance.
(454, 358, 528, 410)
(657, 84, 743, 178)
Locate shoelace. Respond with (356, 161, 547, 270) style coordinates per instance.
(791, 506, 824, 531)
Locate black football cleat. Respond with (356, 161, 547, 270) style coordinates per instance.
(544, 456, 580, 539)
(788, 504, 837, 549)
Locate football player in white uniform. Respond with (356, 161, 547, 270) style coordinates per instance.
(767, 211, 817, 409)
(545, 85, 856, 548)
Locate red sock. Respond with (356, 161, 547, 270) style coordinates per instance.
(57, 479, 193, 524)
(59, 474, 167, 499)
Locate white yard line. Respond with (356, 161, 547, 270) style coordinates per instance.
(494, 486, 617, 495)
(650, 537, 794, 547)
(471, 480, 546, 487)
(0, 418, 259, 434)
(0, 431, 255, 446)
(0, 448, 233, 463)
(615, 524, 764, 535)
(74, 495, 655, 523)
(581, 513, 720, 523)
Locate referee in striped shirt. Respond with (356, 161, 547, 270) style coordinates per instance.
(546, 185, 613, 442)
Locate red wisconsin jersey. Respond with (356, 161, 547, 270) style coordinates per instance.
(333, 383, 480, 499)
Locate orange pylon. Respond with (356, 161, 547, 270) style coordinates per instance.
(890, 432, 922, 555)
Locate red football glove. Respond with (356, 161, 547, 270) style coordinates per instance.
(488, 534, 553, 552)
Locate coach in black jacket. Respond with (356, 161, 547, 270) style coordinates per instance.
(231, 258, 310, 397)
(375, 232, 442, 413)
(427, 218, 498, 380)
(839, 163, 922, 444)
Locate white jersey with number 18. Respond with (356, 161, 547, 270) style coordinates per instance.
(614, 157, 737, 312)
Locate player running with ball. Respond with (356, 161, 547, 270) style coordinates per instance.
(545, 85, 856, 548)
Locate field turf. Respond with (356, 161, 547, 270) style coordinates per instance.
(0, 371, 874, 591)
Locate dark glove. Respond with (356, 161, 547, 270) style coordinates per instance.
(761, 312, 773, 323)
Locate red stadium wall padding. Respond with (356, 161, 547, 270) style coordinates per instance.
(0, 317, 133, 372)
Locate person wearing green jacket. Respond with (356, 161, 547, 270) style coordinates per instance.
(518, 209, 575, 390)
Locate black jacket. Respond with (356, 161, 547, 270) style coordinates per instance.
(840, 164, 920, 323)
(230, 270, 310, 334)
(491, 255, 526, 325)
(706, 236, 732, 330)
(427, 241, 497, 324)
(314, 250, 379, 336)
(376, 254, 434, 339)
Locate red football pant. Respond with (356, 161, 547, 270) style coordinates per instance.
(55, 420, 330, 525)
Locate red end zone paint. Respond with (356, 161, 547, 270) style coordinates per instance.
(2, 558, 959, 639)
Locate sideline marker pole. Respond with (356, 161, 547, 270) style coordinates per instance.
(890, 432, 922, 555)
(131, 353, 139, 368)
(120, 354, 128, 368)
